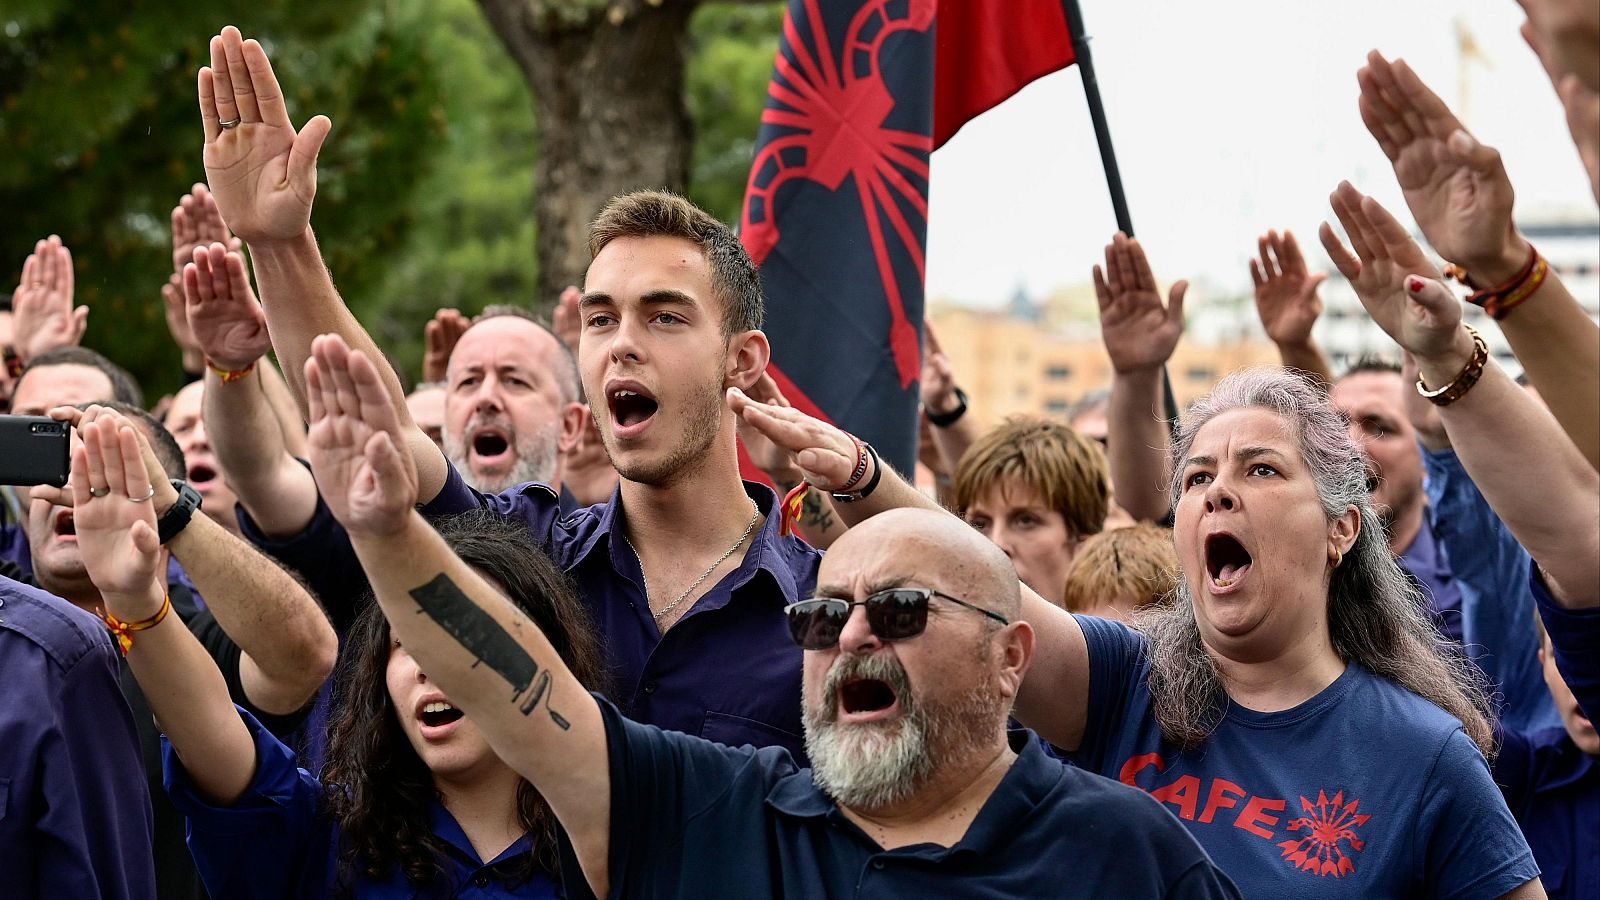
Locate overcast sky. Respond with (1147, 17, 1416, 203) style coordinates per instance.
(924, 0, 1599, 307)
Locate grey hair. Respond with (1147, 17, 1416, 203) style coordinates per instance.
(471, 305, 581, 406)
(1139, 367, 1494, 757)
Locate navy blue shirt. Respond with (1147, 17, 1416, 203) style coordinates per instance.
(0, 576, 156, 900)
(166, 706, 561, 899)
(1495, 725, 1598, 900)
(1070, 615, 1538, 898)
(1533, 563, 1600, 727)
(1398, 510, 1466, 646)
(563, 695, 1239, 899)
(425, 464, 820, 761)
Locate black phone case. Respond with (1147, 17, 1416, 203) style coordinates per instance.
(0, 416, 70, 488)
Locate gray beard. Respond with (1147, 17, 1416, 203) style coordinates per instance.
(445, 420, 560, 494)
(803, 650, 1000, 813)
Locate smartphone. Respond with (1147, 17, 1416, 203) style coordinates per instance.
(0, 416, 70, 487)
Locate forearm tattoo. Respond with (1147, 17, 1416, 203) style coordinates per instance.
(408, 573, 570, 729)
(800, 489, 835, 530)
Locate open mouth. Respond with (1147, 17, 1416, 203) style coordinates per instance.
(838, 678, 897, 715)
(470, 428, 511, 462)
(608, 385, 659, 431)
(1205, 532, 1253, 589)
(418, 700, 464, 729)
(52, 508, 76, 538)
(188, 462, 218, 489)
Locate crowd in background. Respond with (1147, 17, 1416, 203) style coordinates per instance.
(1, 2, 1596, 898)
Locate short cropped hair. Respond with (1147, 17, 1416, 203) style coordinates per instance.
(20, 346, 143, 408)
(473, 305, 581, 405)
(76, 400, 185, 481)
(954, 416, 1109, 539)
(1060, 523, 1178, 614)
(588, 190, 764, 334)
(1339, 355, 1402, 380)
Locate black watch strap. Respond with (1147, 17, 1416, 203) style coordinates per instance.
(831, 442, 884, 503)
(158, 480, 203, 544)
(925, 387, 968, 428)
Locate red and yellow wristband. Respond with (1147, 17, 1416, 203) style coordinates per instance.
(207, 358, 258, 383)
(102, 593, 172, 655)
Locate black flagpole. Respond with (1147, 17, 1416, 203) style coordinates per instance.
(1061, 0, 1180, 428)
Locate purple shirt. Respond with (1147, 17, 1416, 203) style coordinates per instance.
(424, 464, 821, 762)
(0, 576, 156, 899)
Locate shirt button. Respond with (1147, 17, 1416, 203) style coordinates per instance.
(642, 681, 658, 695)
(872, 860, 885, 870)
(473, 874, 489, 887)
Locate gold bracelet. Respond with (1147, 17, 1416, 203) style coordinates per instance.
(1415, 325, 1489, 407)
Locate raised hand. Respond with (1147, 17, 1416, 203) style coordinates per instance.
(422, 308, 470, 384)
(199, 26, 332, 243)
(919, 320, 961, 417)
(12, 235, 89, 362)
(1093, 232, 1187, 374)
(735, 371, 805, 483)
(1356, 51, 1527, 282)
(171, 183, 242, 276)
(728, 383, 866, 491)
(1250, 229, 1326, 346)
(1517, 0, 1600, 93)
(1522, 20, 1600, 205)
(185, 243, 272, 372)
(1319, 182, 1459, 363)
(552, 285, 582, 354)
(70, 415, 166, 608)
(305, 334, 418, 537)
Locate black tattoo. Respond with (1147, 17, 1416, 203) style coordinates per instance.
(800, 489, 836, 530)
(409, 573, 571, 729)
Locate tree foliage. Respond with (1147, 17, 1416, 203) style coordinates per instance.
(1, 0, 783, 397)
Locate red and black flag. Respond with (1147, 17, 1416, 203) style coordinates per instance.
(740, 0, 1078, 473)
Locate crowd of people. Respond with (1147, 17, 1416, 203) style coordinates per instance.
(1, 3, 1596, 898)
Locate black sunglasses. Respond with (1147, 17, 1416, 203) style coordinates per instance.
(783, 587, 1010, 650)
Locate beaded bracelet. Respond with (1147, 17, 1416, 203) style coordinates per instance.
(1415, 325, 1489, 408)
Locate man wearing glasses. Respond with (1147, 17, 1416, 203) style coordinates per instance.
(299, 339, 1238, 897)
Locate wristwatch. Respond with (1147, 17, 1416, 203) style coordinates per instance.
(831, 443, 884, 503)
(157, 480, 204, 544)
(925, 387, 968, 428)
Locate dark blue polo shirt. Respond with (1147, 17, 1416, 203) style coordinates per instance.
(559, 695, 1238, 899)
(0, 576, 156, 900)
(423, 463, 820, 762)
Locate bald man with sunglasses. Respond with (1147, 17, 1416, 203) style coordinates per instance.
(302, 335, 1235, 898)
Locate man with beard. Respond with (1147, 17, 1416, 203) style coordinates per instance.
(194, 26, 936, 760)
(296, 344, 1239, 897)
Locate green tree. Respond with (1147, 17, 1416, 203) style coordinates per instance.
(1, 0, 445, 398)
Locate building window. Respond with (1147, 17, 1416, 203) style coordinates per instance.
(1046, 365, 1073, 380)
(1046, 399, 1071, 414)
(1186, 365, 1215, 381)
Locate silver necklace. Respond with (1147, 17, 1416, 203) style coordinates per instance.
(624, 500, 760, 624)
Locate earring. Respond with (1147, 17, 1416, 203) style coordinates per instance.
(1330, 548, 1343, 569)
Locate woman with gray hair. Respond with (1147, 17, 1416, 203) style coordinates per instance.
(1011, 366, 1543, 898)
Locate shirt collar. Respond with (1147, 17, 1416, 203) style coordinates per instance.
(765, 728, 1055, 858)
(426, 800, 534, 868)
(573, 480, 805, 607)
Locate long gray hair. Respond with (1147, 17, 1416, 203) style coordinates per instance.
(1139, 368, 1494, 757)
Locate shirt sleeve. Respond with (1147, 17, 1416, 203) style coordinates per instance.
(1531, 561, 1600, 726)
(1417, 728, 1540, 900)
(29, 628, 158, 900)
(421, 461, 567, 549)
(564, 695, 789, 897)
(164, 705, 330, 900)
(1163, 860, 1244, 900)
(1423, 447, 1556, 732)
(1067, 614, 1151, 771)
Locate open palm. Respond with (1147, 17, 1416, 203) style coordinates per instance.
(305, 335, 418, 537)
(1094, 233, 1186, 374)
(185, 244, 271, 371)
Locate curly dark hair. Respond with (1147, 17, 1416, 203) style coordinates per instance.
(320, 510, 606, 892)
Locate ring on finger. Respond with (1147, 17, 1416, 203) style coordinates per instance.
(90, 486, 111, 498)
(128, 487, 156, 503)
(218, 116, 242, 130)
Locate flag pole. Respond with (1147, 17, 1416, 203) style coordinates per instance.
(1061, 0, 1180, 427)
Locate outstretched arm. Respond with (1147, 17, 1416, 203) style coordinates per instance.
(303, 334, 611, 893)
(1095, 233, 1186, 523)
(920, 321, 981, 473)
(186, 243, 319, 538)
(198, 25, 448, 499)
(71, 415, 256, 806)
(1357, 50, 1600, 470)
(10, 235, 89, 364)
(1320, 184, 1599, 608)
(1250, 229, 1333, 386)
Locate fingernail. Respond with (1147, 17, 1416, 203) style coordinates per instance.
(1406, 275, 1424, 293)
